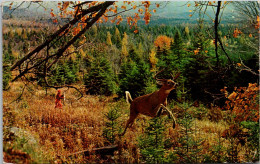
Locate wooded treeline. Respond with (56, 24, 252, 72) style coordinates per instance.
(3, 20, 258, 105)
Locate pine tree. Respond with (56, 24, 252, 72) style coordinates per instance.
(103, 105, 121, 144)
(118, 60, 152, 98)
(172, 29, 183, 57)
(136, 42, 144, 59)
(138, 117, 167, 164)
(85, 56, 117, 96)
(114, 27, 121, 47)
(106, 31, 113, 46)
(175, 103, 203, 163)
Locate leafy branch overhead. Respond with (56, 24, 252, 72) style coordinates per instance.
(10, 1, 161, 80)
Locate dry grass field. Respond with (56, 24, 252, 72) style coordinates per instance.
(3, 81, 258, 163)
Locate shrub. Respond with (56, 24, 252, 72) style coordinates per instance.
(175, 102, 203, 163)
(207, 106, 223, 122)
(3, 65, 11, 91)
(138, 117, 167, 163)
(221, 83, 259, 123)
(103, 106, 122, 144)
(240, 121, 259, 162)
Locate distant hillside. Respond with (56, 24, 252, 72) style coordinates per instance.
(2, 2, 240, 25)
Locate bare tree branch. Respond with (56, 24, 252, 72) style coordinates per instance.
(214, 1, 221, 68)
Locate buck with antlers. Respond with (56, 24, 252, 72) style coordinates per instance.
(120, 70, 180, 136)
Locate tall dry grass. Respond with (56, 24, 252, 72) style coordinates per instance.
(3, 82, 151, 163)
(3, 82, 255, 163)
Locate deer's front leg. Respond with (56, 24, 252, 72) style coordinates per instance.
(156, 104, 164, 117)
(156, 104, 177, 128)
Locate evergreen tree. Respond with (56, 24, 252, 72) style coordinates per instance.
(3, 65, 11, 91)
(106, 31, 113, 46)
(172, 29, 184, 58)
(138, 117, 167, 163)
(114, 27, 121, 47)
(85, 56, 117, 96)
(175, 103, 203, 163)
(136, 42, 144, 59)
(118, 60, 152, 98)
(47, 59, 79, 86)
(103, 105, 121, 144)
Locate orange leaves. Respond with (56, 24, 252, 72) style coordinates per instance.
(9, 2, 13, 9)
(138, 8, 144, 14)
(233, 28, 242, 38)
(194, 48, 200, 55)
(121, 5, 127, 10)
(127, 16, 133, 25)
(187, 3, 191, 7)
(222, 83, 259, 123)
(110, 17, 116, 23)
(62, 2, 70, 11)
(144, 9, 151, 24)
(142, 1, 151, 8)
(50, 9, 56, 17)
(249, 33, 252, 38)
(156, 3, 160, 8)
(154, 35, 173, 51)
(111, 5, 118, 13)
(53, 19, 58, 23)
(116, 15, 123, 25)
(134, 29, 139, 33)
(50, 12, 56, 17)
(72, 26, 81, 36)
(228, 92, 237, 100)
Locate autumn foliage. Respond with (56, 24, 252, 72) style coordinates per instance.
(221, 83, 259, 123)
(154, 35, 173, 51)
(233, 28, 243, 38)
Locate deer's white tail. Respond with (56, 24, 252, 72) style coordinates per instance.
(125, 91, 133, 104)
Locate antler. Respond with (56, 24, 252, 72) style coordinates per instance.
(173, 72, 181, 80)
(153, 68, 165, 80)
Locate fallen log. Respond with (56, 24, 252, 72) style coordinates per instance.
(68, 145, 118, 157)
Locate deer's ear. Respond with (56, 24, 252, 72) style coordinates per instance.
(156, 79, 166, 85)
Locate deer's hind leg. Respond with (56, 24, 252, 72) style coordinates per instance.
(120, 109, 138, 136)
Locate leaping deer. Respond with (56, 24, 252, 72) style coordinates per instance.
(120, 70, 180, 136)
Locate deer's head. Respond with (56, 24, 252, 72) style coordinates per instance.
(154, 70, 181, 91)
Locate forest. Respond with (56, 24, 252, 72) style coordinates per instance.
(2, 1, 259, 163)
